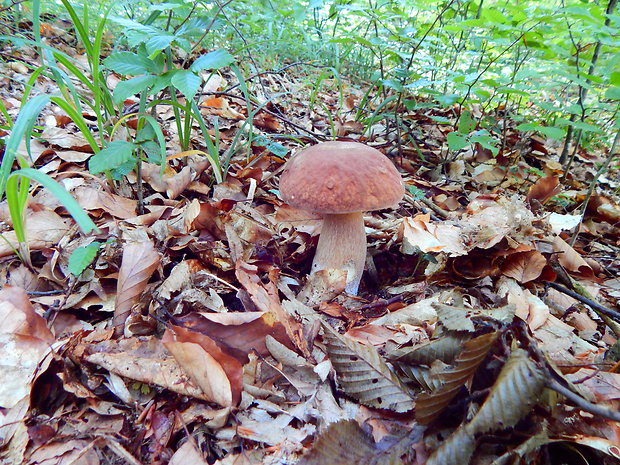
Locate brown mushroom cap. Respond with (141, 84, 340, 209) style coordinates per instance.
(279, 141, 404, 214)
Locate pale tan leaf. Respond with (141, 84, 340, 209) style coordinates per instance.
(321, 323, 414, 412)
(163, 331, 233, 407)
(416, 332, 498, 424)
(432, 303, 475, 332)
(82, 337, 210, 401)
(552, 236, 593, 277)
(468, 348, 545, 434)
(500, 250, 546, 283)
(0, 209, 70, 258)
(169, 441, 209, 465)
(297, 420, 416, 465)
(390, 332, 471, 365)
(113, 241, 160, 334)
(426, 426, 475, 465)
(0, 288, 54, 408)
(165, 324, 243, 405)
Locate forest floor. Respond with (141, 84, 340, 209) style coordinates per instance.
(1, 17, 620, 465)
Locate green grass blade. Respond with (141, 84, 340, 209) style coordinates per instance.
(9, 168, 99, 234)
(0, 94, 50, 198)
(50, 96, 101, 152)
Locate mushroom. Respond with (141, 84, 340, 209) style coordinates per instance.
(279, 141, 404, 294)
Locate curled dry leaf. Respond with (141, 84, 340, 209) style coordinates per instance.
(552, 236, 593, 278)
(298, 419, 417, 465)
(236, 262, 311, 358)
(415, 332, 498, 425)
(321, 323, 415, 412)
(526, 175, 561, 210)
(467, 348, 545, 433)
(82, 337, 209, 400)
(0, 287, 54, 408)
(500, 250, 547, 283)
(163, 324, 243, 407)
(113, 241, 161, 335)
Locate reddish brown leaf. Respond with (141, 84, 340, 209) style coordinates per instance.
(113, 241, 160, 336)
(500, 250, 547, 283)
(526, 175, 561, 209)
(163, 325, 242, 407)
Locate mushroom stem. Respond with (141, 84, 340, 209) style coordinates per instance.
(311, 211, 366, 295)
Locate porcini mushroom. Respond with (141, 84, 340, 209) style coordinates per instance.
(279, 141, 404, 295)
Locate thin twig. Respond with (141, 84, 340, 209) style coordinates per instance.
(546, 377, 620, 423)
(545, 281, 620, 322)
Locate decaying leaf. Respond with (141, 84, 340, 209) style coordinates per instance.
(390, 332, 472, 365)
(298, 420, 416, 465)
(163, 325, 242, 407)
(468, 348, 545, 434)
(321, 323, 414, 412)
(426, 427, 476, 465)
(82, 336, 211, 401)
(113, 241, 161, 335)
(0, 287, 54, 409)
(415, 332, 498, 424)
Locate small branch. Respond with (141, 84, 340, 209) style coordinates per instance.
(545, 281, 620, 322)
(546, 377, 620, 423)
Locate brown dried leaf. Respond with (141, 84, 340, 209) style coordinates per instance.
(390, 332, 471, 365)
(500, 250, 547, 283)
(468, 348, 545, 434)
(526, 175, 561, 209)
(0, 209, 70, 258)
(163, 328, 234, 407)
(82, 337, 209, 400)
(552, 236, 593, 278)
(236, 262, 310, 357)
(416, 332, 498, 424)
(426, 427, 475, 465)
(165, 324, 243, 405)
(322, 323, 415, 412)
(0, 288, 54, 408)
(179, 311, 294, 357)
(113, 241, 160, 335)
(297, 420, 415, 465)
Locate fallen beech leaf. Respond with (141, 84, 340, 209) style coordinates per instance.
(526, 175, 561, 210)
(500, 250, 546, 283)
(169, 441, 209, 465)
(552, 236, 593, 278)
(0, 287, 54, 408)
(113, 241, 160, 335)
(163, 327, 235, 407)
(82, 337, 210, 400)
(236, 262, 311, 358)
(0, 209, 70, 258)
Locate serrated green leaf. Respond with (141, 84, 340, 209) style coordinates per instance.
(113, 75, 157, 104)
(605, 86, 620, 100)
(145, 33, 175, 57)
(103, 52, 156, 75)
(190, 49, 234, 72)
(447, 132, 469, 151)
(89, 140, 135, 174)
(170, 69, 202, 100)
(69, 242, 101, 276)
(458, 111, 476, 134)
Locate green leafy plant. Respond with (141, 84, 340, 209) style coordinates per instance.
(0, 95, 99, 264)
